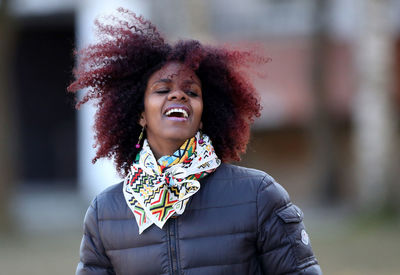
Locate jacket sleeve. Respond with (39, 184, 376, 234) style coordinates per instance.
(256, 176, 322, 275)
(76, 197, 115, 275)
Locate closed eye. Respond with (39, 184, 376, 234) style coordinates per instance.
(186, 91, 199, 97)
(156, 89, 169, 94)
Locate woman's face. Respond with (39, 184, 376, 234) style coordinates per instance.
(140, 62, 203, 149)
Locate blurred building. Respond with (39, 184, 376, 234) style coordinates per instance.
(2, 0, 400, 231)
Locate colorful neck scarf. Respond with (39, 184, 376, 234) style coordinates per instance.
(123, 132, 221, 234)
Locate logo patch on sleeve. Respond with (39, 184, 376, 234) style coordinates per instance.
(301, 229, 309, 245)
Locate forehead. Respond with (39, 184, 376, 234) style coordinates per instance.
(147, 62, 201, 85)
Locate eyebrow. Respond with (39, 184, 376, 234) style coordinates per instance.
(153, 79, 172, 85)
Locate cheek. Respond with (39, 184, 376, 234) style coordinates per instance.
(194, 100, 203, 119)
(143, 98, 160, 119)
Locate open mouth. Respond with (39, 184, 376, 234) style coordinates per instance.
(164, 108, 189, 119)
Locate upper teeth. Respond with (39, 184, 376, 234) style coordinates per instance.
(165, 108, 188, 118)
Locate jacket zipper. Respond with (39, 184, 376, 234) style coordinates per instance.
(167, 217, 180, 274)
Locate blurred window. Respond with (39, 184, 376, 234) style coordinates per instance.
(13, 13, 77, 187)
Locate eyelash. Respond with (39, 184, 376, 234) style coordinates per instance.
(155, 90, 199, 97)
(156, 90, 169, 94)
(186, 91, 198, 97)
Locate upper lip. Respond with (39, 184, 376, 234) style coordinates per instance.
(163, 105, 191, 118)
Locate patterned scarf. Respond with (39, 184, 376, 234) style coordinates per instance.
(123, 132, 221, 234)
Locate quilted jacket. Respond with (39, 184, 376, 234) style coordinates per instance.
(77, 163, 322, 274)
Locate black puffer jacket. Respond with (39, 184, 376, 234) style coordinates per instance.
(77, 163, 322, 274)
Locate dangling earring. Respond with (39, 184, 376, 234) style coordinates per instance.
(135, 127, 145, 149)
(198, 128, 204, 144)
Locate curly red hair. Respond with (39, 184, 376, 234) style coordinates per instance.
(68, 8, 267, 176)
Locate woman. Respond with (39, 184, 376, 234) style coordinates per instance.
(68, 8, 322, 275)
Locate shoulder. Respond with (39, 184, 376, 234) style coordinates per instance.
(94, 181, 124, 207)
(89, 182, 130, 220)
(202, 163, 290, 209)
(96, 181, 124, 199)
(211, 163, 274, 188)
(215, 163, 286, 190)
(224, 163, 291, 209)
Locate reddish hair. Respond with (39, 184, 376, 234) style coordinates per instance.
(68, 8, 267, 176)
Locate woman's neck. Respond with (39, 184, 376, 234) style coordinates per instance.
(146, 137, 185, 160)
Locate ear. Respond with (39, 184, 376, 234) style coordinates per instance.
(199, 121, 203, 129)
(139, 113, 146, 127)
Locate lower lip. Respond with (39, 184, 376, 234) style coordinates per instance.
(165, 116, 188, 122)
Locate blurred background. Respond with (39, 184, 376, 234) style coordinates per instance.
(1, 0, 399, 274)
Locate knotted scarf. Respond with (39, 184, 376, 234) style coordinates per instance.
(123, 132, 221, 234)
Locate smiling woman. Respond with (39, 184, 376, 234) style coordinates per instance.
(68, 8, 321, 275)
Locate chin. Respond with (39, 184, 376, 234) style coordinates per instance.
(164, 129, 197, 142)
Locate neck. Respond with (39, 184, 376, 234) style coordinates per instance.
(146, 137, 185, 160)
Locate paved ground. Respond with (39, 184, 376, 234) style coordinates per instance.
(308, 214, 400, 275)
(0, 189, 399, 275)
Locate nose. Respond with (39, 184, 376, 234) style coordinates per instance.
(167, 89, 187, 101)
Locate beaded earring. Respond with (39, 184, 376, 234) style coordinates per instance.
(135, 127, 145, 149)
(198, 128, 204, 144)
